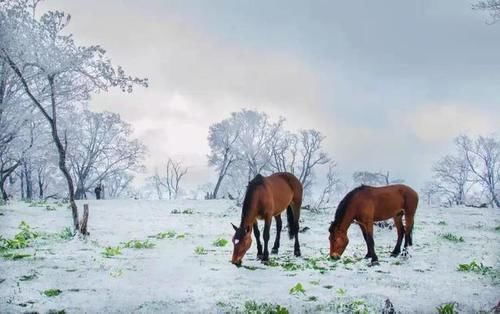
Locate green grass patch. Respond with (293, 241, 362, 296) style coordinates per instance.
(213, 237, 229, 247)
(194, 246, 207, 255)
(43, 289, 62, 297)
(0, 221, 39, 251)
(289, 283, 306, 295)
(436, 302, 457, 314)
(154, 230, 177, 239)
(123, 239, 155, 249)
(58, 227, 74, 240)
(457, 261, 495, 276)
(243, 300, 289, 314)
(2, 252, 31, 260)
(102, 246, 122, 258)
(441, 233, 464, 243)
(335, 299, 370, 314)
(171, 208, 194, 214)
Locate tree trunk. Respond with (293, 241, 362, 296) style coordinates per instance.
(20, 170, 24, 200)
(80, 204, 89, 236)
(0, 177, 8, 201)
(212, 174, 224, 199)
(37, 172, 43, 199)
(24, 162, 33, 201)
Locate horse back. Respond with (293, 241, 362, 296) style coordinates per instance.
(369, 184, 418, 219)
(264, 172, 303, 211)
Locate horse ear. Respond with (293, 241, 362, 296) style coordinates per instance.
(231, 223, 238, 231)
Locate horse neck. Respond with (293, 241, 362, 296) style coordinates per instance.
(336, 211, 355, 234)
(240, 198, 257, 229)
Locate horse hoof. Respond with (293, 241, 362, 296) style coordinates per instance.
(364, 254, 372, 259)
(271, 248, 278, 254)
(390, 252, 399, 257)
(261, 256, 269, 262)
(369, 260, 380, 267)
(257, 254, 263, 260)
(294, 251, 301, 257)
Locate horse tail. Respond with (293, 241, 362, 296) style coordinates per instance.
(286, 205, 299, 239)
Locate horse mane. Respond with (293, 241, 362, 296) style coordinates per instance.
(329, 185, 369, 232)
(240, 174, 265, 225)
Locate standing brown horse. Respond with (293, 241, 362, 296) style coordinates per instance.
(231, 172, 303, 266)
(328, 184, 418, 265)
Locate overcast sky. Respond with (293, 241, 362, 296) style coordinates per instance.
(42, 0, 500, 191)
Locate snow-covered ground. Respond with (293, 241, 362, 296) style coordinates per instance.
(0, 200, 498, 313)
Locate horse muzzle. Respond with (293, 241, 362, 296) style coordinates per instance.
(330, 253, 341, 260)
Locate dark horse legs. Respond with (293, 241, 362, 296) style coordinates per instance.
(391, 215, 405, 257)
(253, 222, 263, 259)
(271, 215, 282, 254)
(262, 219, 271, 261)
(359, 225, 372, 259)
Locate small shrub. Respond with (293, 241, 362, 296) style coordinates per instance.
(171, 208, 194, 214)
(43, 289, 62, 297)
(213, 237, 229, 247)
(0, 221, 39, 250)
(155, 230, 177, 239)
(102, 246, 122, 258)
(457, 261, 493, 275)
(441, 233, 464, 243)
(243, 300, 289, 314)
(436, 302, 457, 314)
(336, 299, 369, 314)
(289, 283, 306, 295)
(194, 246, 206, 255)
(123, 239, 155, 249)
(59, 227, 74, 240)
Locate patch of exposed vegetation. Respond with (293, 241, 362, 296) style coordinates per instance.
(43, 289, 62, 297)
(243, 300, 289, 314)
(0, 221, 39, 251)
(194, 246, 207, 255)
(20, 271, 38, 281)
(102, 246, 122, 258)
(2, 252, 31, 260)
(457, 261, 496, 276)
(289, 283, 306, 295)
(154, 230, 177, 239)
(171, 208, 194, 214)
(436, 302, 457, 314)
(123, 239, 155, 249)
(58, 227, 74, 240)
(438, 221, 447, 225)
(441, 233, 464, 243)
(213, 237, 229, 247)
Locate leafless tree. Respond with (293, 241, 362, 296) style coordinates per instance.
(297, 129, 330, 193)
(473, 0, 500, 23)
(311, 162, 341, 212)
(456, 135, 500, 208)
(432, 153, 471, 206)
(352, 170, 403, 187)
(207, 118, 240, 199)
(1, 1, 147, 230)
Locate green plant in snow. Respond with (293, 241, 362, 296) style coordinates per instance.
(243, 300, 289, 314)
(194, 246, 207, 255)
(213, 237, 229, 247)
(436, 302, 457, 314)
(335, 299, 369, 314)
(2, 252, 31, 260)
(441, 233, 464, 243)
(457, 261, 494, 276)
(43, 289, 62, 297)
(123, 239, 155, 249)
(289, 283, 306, 295)
(438, 221, 447, 225)
(59, 227, 74, 240)
(102, 246, 122, 258)
(0, 221, 39, 250)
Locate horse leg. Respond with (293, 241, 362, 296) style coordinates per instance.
(292, 203, 301, 257)
(271, 215, 282, 254)
(253, 222, 263, 259)
(366, 223, 378, 264)
(391, 215, 405, 257)
(262, 217, 272, 262)
(402, 214, 415, 256)
(359, 224, 372, 259)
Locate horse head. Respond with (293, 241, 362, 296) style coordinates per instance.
(328, 223, 349, 260)
(231, 223, 252, 266)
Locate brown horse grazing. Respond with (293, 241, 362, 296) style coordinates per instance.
(328, 184, 418, 265)
(231, 172, 303, 266)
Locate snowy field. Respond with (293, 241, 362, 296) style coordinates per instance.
(0, 200, 499, 313)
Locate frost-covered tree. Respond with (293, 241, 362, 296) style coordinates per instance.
(150, 157, 188, 200)
(68, 110, 145, 200)
(431, 154, 470, 206)
(456, 135, 500, 208)
(207, 118, 241, 199)
(352, 170, 403, 187)
(473, 0, 500, 23)
(0, 1, 147, 230)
